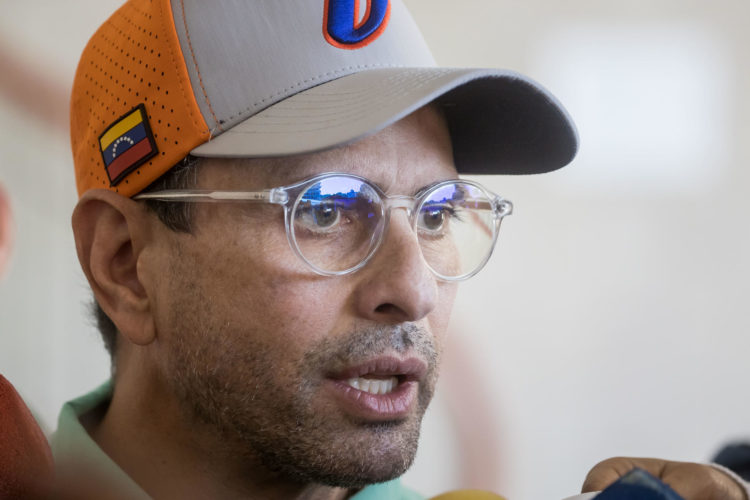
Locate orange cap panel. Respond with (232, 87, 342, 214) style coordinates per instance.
(71, 0, 209, 198)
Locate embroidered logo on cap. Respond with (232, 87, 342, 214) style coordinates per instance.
(324, 0, 391, 50)
(98, 104, 158, 186)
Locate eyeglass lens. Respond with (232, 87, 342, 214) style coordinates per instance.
(291, 177, 497, 278)
(417, 183, 496, 279)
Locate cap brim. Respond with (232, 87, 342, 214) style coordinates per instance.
(191, 67, 578, 175)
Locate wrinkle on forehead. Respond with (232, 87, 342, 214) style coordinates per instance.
(197, 104, 457, 195)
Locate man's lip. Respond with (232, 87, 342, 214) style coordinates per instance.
(323, 356, 428, 421)
(326, 356, 428, 382)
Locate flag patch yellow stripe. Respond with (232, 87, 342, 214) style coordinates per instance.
(99, 108, 144, 151)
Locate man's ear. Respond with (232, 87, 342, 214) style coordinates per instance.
(72, 189, 156, 346)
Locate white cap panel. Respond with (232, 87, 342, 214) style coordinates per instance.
(171, 0, 436, 133)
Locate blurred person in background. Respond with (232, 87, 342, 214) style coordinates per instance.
(0, 184, 56, 498)
(0, 184, 13, 277)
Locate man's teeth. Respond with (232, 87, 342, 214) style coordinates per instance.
(346, 377, 399, 395)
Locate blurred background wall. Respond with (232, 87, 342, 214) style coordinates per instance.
(1, 1, 748, 499)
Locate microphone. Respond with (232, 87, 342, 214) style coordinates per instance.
(563, 468, 685, 500)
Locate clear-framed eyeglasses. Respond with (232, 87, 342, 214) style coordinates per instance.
(134, 172, 513, 281)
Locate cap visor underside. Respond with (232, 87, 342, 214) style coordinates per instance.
(191, 67, 578, 175)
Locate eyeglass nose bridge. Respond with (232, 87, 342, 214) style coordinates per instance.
(382, 195, 418, 219)
(366, 194, 427, 275)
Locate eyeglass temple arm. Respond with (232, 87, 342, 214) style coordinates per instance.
(134, 190, 513, 216)
(463, 197, 512, 236)
(495, 198, 513, 217)
(133, 189, 290, 204)
(456, 197, 512, 217)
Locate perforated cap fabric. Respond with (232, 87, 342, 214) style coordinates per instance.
(71, 0, 578, 198)
(71, 0, 210, 197)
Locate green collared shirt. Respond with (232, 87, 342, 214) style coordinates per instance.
(50, 380, 424, 499)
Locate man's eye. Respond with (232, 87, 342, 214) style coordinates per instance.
(418, 205, 456, 234)
(421, 207, 445, 231)
(297, 202, 342, 231)
(312, 204, 340, 228)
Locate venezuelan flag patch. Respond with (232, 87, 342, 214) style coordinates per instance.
(98, 104, 158, 186)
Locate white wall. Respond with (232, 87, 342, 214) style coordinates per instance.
(1, 1, 748, 499)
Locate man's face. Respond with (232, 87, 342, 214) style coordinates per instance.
(144, 105, 459, 487)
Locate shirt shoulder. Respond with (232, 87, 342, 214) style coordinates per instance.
(353, 479, 425, 500)
(50, 379, 150, 500)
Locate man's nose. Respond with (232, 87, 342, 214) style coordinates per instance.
(351, 211, 438, 324)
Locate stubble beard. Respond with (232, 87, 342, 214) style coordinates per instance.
(163, 301, 440, 489)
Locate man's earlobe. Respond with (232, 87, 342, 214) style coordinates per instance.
(72, 189, 156, 346)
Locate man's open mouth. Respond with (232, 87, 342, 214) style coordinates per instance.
(345, 376, 400, 395)
(324, 357, 427, 420)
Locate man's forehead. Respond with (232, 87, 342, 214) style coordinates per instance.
(196, 105, 457, 194)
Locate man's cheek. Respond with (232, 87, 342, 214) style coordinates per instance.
(238, 278, 346, 337)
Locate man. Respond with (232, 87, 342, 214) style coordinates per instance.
(55, 0, 748, 498)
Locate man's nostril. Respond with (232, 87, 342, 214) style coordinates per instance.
(375, 303, 399, 315)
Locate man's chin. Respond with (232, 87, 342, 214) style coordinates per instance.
(254, 420, 422, 488)
(282, 450, 416, 489)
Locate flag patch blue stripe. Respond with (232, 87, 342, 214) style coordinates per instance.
(102, 122, 149, 166)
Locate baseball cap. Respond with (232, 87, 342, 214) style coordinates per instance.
(71, 0, 578, 198)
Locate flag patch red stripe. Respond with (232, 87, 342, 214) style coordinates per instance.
(106, 138, 155, 182)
